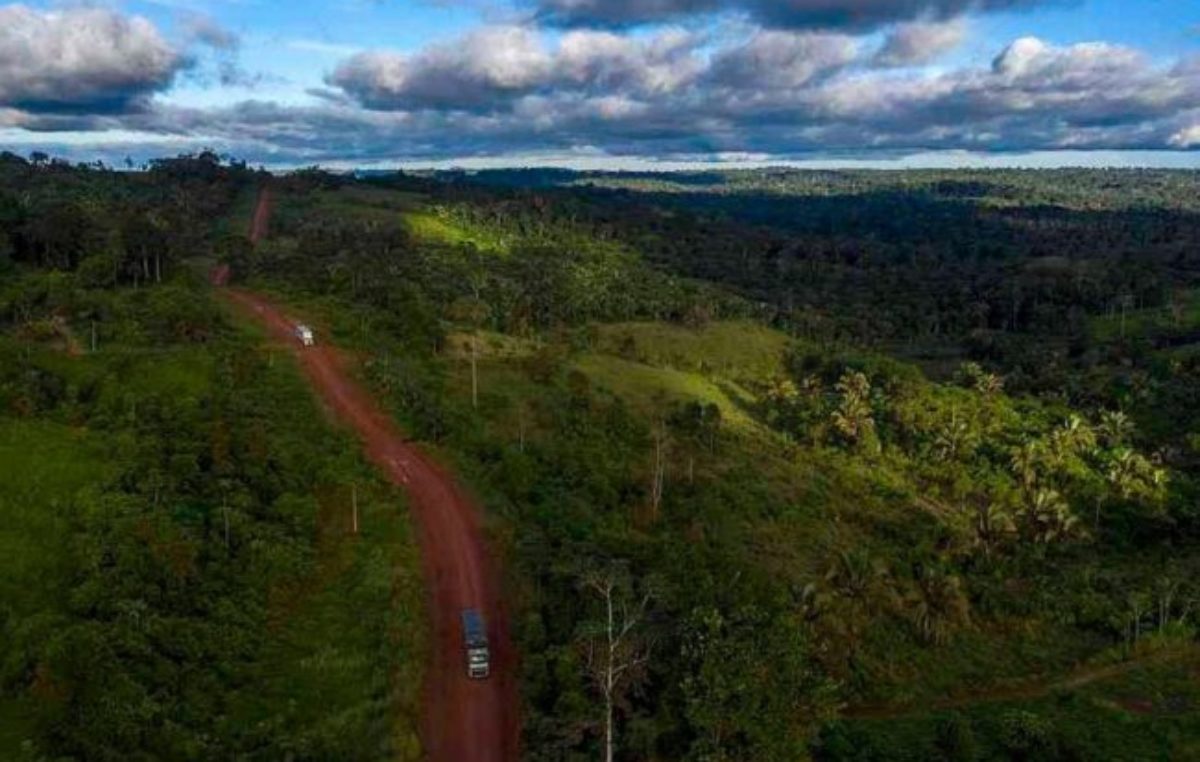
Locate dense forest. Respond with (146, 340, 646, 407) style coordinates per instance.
(0, 153, 424, 761)
(2, 153, 1199, 760)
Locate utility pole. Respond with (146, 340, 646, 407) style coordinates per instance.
(352, 484, 359, 535)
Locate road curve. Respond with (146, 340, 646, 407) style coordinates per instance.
(226, 187, 518, 761)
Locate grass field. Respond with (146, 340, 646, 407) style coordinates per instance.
(594, 320, 790, 381)
(402, 209, 511, 253)
(575, 353, 759, 429)
(0, 420, 112, 752)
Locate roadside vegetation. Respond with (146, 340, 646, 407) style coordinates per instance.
(0, 153, 424, 761)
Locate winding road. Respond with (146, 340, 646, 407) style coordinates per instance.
(226, 188, 518, 761)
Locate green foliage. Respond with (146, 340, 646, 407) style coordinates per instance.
(0, 261, 423, 758)
(7, 159, 1200, 761)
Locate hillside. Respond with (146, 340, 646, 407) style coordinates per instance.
(1, 156, 1198, 761)
(244, 169, 1199, 760)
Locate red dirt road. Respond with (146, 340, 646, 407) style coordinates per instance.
(249, 185, 272, 244)
(222, 187, 517, 761)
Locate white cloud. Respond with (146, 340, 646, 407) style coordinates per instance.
(1170, 124, 1200, 148)
(0, 5, 184, 113)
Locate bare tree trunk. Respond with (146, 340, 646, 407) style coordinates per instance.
(603, 587, 615, 762)
(650, 422, 667, 520)
(352, 483, 359, 535)
(584, 574, 650, 762)
(471, 334, 479, 410)
(518, 406, 526, 453)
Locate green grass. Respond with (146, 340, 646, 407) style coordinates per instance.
(0, 419, 110, 612)
(0, 420, 113, 752)
(443, 320, 791, 433)
(575, 353, 760, 429)
(314, 188, 419, 228)
(594, 320, 790, 381)
(402, 209, 511, 253)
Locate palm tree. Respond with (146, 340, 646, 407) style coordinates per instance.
(969, 500, 1016, 559)
(1098, 410, 1134, 448)
(831, 371, 878, 452)
(1010, 442, 1044, 495)
(1020, 488, 1080, 545)
(905, 565, 971, 645)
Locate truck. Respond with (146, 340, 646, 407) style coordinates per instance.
(461, 609, 490, 679)
(294, 324, 315, 347)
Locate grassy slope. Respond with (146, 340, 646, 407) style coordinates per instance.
(444, 320, 1198, 725)
(403, 209, 511, 253)
(258, 185, 1199, 758)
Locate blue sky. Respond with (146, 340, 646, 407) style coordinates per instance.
(0, 0, 1197, 167)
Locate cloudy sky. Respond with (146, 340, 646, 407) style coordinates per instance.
(0, 0, 1197, 167)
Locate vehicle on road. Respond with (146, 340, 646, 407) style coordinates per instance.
(294, 324, 315, 347)
(461, 609, 490, 679)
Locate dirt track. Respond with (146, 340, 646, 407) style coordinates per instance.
(249, 186, 272, 244)
(226, 188, 518, 761)
(843, 648, 1192, 721)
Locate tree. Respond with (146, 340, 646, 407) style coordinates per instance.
(830, 371, 879, 453)
(578, 567, 653, 762)
(934, 714, 979, 762)
(1020, 488, 1080, 545)
(681, 605, 834, 761)
(904, 564, 970, 645)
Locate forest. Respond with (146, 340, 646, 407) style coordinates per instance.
(1, 152, 1198, 760)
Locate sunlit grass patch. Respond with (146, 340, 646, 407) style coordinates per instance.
(594, 320, 790, 381)
(574, 353, 759, 429)
(402, 209, 510, 253)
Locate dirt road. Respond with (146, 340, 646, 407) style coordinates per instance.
(249, 185, 272, 244)
(223, 187, 517, 761)
(843, 648, 1192, 721)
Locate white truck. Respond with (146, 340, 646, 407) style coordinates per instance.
(461, 609, 490, 679)
(294, 324, 315, 347)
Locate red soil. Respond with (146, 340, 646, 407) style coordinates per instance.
(249, 186, 272, 244)
(220, 185, 518, 761)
